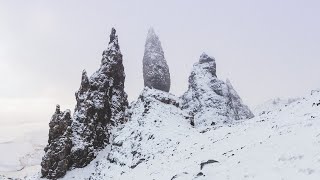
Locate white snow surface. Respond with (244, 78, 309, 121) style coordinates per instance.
(0, 122, 47, 179)
(2, 89, 320, 180)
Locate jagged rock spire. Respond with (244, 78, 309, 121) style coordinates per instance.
(41, 28, 128, 179)
(71, 27, 128, 168)
(143, 27, 171, 92)
(41, 106, 72, 179)
(102, 28, 121, 61)
(181, 53, 254, 127)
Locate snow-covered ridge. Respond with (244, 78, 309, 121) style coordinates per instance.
(62, 89, 320, 180)
(2, 89, 320, 179)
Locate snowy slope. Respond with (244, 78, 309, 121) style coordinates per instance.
(253, 97, 301, 116)
(2, 89, 320, 180)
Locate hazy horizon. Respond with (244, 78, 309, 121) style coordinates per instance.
(1, 0, 320, 125)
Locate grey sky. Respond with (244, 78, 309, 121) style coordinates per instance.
(0, 0, 320, 124)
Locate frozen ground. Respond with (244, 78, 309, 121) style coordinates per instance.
(1, 89, 320, 180)
(0, 122, 47, 177)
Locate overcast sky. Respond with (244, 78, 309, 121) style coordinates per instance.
(0, 0, 320, 125)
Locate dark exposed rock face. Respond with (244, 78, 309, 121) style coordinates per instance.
(143, 28, 171, 92)
(41, 105, 72, 179)
(181, 53, 254, 127)
(71, 28, 128, 168)
(41, 28, 128, 179)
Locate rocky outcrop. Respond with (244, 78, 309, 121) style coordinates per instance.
(41, 105, 72, 179)
(143, 28, 171, 92)
(138, 87, 180, 108)
(71, 28, 128, 168)
(181, 53, 254, 127)
(41, 28, 128, 179)
(40, 28, 255, 179)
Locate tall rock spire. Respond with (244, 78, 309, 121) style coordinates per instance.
(41, 28, 128, 179)
(71, 27, 128, 168)
(181, 53, 254, 127)
(143, 28, 171, 92)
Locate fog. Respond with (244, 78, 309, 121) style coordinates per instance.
(1, 0, 319, 125)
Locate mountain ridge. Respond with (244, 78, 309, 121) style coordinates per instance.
(2, 28, 319, 180)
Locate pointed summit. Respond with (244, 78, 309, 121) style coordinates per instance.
(102, 28, 121, 64)
(108, 28, 120, 51)
(182, 53, 253, 127)
(71, 27, 128, 168)
(194, 52, 217, 77)
(143, 28, 171, 92)
(109, 27, 117, 43)
(147, 27, 156, 37)
(41, 28, 129, 178)
(199, 52, 215, 63)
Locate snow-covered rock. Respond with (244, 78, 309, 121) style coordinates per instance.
(41, 105, 72, 179)
(58, 89, 320, 180)
(106, 88, 190, 168)
(143, 28, 171, 92)
(3, 89, 320, 180)
(60, 89, 320, 180)
(181, 53, 254, 127)
(61, 87, 196, 180)
(3, 29, 320, 180)
(70, 27, 128, 168)
(40, 28, 128, 179)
